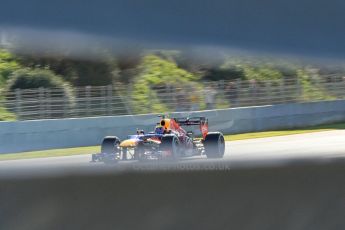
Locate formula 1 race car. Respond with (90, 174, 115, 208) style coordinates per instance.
(91, 115, 225, 163)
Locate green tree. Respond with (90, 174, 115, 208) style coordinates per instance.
(0, 106, 16, 121)
(130, 55, 199, 114)
(0, 50, 20, 120)
(6, 68, 74, 105)
(7, 68, 71, 90)
(202, 67, 245, 81)
(0, 49, 20, 87)
(243, 65, 283, 82)
(6, 68, 75, 119)
(15, 48, 118, 86)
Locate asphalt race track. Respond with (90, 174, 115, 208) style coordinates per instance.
(1, 130, 345, 177)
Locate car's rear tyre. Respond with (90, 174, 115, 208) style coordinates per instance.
(160, 135, 180, 160)
(204, 132, 225, 158)
(101, 136, 121, 163)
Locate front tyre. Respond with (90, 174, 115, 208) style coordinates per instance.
(101, 136, 121, 163)
(204, 132, 225, 158)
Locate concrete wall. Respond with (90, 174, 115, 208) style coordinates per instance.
(1, 100, 345, 153)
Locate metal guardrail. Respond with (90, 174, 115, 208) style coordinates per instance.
(1, 75, 345, 120)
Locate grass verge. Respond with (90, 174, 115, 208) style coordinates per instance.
(0, 106, 16, 121)
(224, 122, 345, 141)
(1, 122, 345, 161)
(0, 146, 99, 161)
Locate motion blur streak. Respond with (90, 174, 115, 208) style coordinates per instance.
(1, 131, 345, 178)
(1, 161, 345, 229)
(1, 0, 345, 58)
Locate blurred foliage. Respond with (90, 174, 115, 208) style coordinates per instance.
(0, 106, 16, 121)
(0, 49, 20, 87)
(130, 54, 200, 114)
(137, 54, 197, 84)
(243, 66, 283, 82)
(0, 50, 20, 120)
(16, 54, 117, 86)
(221, 57, 284, 82)
(115, 52, 141, 83)
(6, 69, 75, 106)
(297, 69, 335, 101)
(203, 67, 245, 81)
(1, 48, 345, 119)
(7, 68, 70, 90)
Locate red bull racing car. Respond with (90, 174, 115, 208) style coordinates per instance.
(91, 115, 225, 163)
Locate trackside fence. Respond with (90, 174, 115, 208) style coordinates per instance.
(1, 75, 345, 120)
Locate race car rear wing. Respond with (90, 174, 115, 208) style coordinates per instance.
(173, 117, 208, 126)
(173, 117, 209, 139)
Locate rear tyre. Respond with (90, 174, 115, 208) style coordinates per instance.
(101, 136, 121, 163)
(160, 135, 180, 160)
(204, 132, 225, 158)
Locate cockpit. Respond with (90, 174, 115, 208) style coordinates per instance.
(154, 125, 165, 134)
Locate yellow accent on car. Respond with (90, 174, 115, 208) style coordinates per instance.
(119, 139, 138, 147)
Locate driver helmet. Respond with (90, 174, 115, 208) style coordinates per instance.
(136, 129, 145, 135)
(154, 125, 165, 134)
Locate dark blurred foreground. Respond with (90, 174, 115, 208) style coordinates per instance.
(2, 0, 345, 58)
(1, 161, 345, 230)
